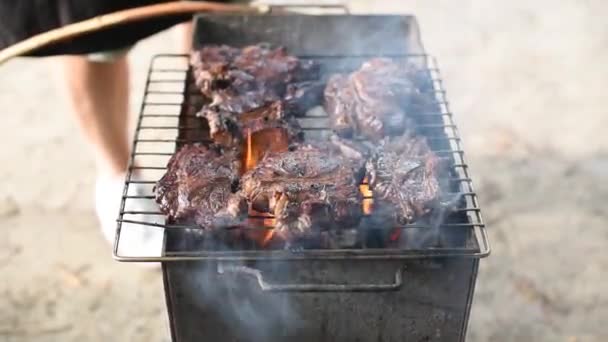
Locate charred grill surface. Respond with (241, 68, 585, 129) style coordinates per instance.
(154, 144, 246, 228)
(241, 144, 364, 240)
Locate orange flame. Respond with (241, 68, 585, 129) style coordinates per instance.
(261, 218, 276, 246)
(245, 129, 256, 172)
(242, 128, 292, 248)
(360, 177, 373, 215)
(244, 210, 278, 248)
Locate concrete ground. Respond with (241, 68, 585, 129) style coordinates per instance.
(1, 1, 607, 341)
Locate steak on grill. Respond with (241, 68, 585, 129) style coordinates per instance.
(240, 143, 365, 240)
(283, 80, 326, 116)
(324, 58, 431, 140)
(154, 144, 246, 228)
(192, 44, 320, 150)
(323, 74, 358, 137)
(191, 44, 319, 113)
(198, 100, 302, 150)
(365, 134, 442, 224)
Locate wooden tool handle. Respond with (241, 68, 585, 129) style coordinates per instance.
(0, 1, 268, 65)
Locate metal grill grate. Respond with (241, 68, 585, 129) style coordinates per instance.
(113, 54, 490, 261)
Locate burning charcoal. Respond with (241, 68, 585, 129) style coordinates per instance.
(365, 134, 443, 225)
(240, 143, 364, 243)
(324, 58, 431, 141)
(154, 144, 246, 229)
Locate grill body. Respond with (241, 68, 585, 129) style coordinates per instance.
(110, 14, 490, 342)
(163, 258, 478, 342)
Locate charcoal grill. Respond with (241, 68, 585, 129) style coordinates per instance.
(114, 12, 490, 342)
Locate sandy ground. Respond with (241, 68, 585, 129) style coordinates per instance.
(1, 1, 607, 341)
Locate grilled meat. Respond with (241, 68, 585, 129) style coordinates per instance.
(192, 44, 318, 150)
(324, 74, 358, 137)
(284, 80, 326, 116)
(241, 143, 364, 240)
(204, 87, 281, 115)
(198, 100, 302, 151)
(365, 134, 442, 224)
(237, 101, 300, 139)
(238, 101, 303, 169)
(190, 44, 239, 98)
(232, 44, 317, 87)
(191, 44, 319, 113)
(154, 144, 246, 228)
(173, 52, 444, 244)
(324, 58, 431, 140)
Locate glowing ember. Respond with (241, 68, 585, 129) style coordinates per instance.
(360, 177, 374, 215)
(245, 129, 256, 172)
(241, 129, 278, 247)
(263, 217, 276, 226)
(261, 223, 276, 246)
(389, 228, 401, 242)
(242, 126, 290, 176)
(259, 215, 277, 247)
(240, 127, 296, 247)
(244, 209, 278, 247)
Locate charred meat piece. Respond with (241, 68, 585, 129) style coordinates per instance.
(328, 133, 374, 162)
(324, 74, 358, 137)
(241, 144, 364, 240)
(191, 44, 319, 113)
(192, 44, 317, 150)
(232, 45, 317, 86)
(324, 58, 431, 140)
(198, 101, 302, 151)
(351, 58, 419, 107)
(365, 134, 442, 224)
(238, 101, 303, 169)
(284, 81, 326, 116)
(154, 144, 246, 228)
(190, 45, 239, 97)
(238, 101, 300, 138)
(206, 87, 281, 114)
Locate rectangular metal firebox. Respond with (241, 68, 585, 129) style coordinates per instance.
(164, 258, 479, 342)
(114, 13, 490, 342)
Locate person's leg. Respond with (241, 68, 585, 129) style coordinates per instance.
(59, 55, 130, 176)
(176, 21, 193, 53)
(58, 53, 163, 257)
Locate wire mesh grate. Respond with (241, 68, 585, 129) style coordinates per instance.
(113, 54, 490, 261)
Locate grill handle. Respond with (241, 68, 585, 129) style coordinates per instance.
(217, 264, 403, 292)
(267, 3, 350, 14)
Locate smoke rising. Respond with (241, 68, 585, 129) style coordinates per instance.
(163, 13, 473, 341)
